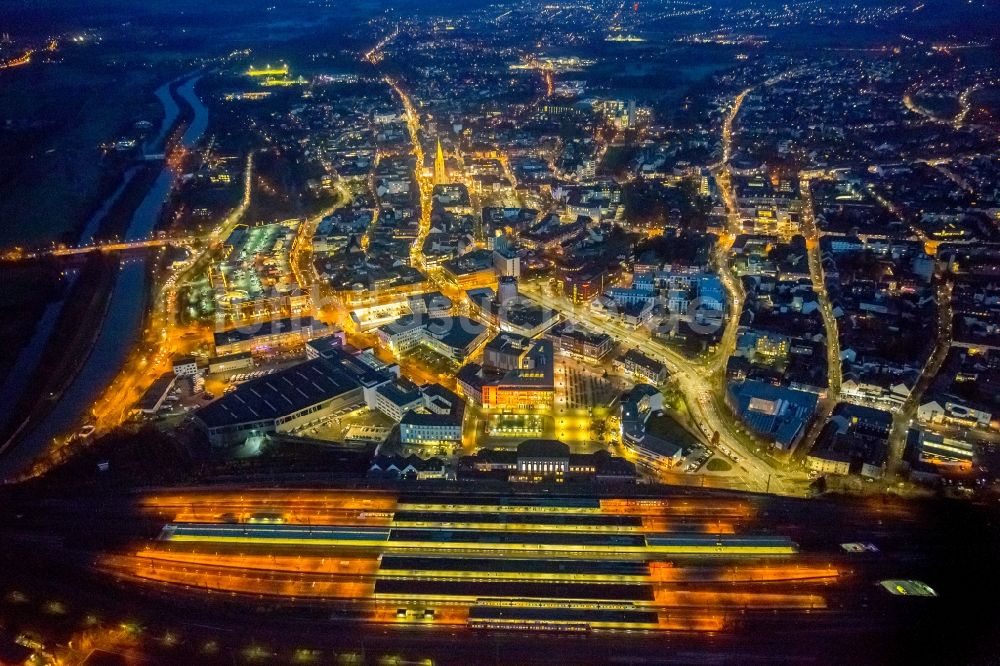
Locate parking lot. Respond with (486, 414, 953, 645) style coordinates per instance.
(406, 344, 458, 375)
(291, 406, 394, 444)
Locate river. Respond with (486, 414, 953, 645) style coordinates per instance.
(0, 73, 209, 479)
(147, 79, 181, 153)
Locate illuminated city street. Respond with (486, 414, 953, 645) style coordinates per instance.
(1, 0, 1000, 662)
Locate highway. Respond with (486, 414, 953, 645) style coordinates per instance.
(93, 150, 257, 428)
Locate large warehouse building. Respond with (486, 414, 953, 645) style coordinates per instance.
(193, 357, 365, 446)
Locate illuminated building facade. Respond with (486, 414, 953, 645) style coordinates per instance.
(441, 249, 499, 290)
(459, 440, 635, 483)
(434, 138, 447, 185)
(376, 314, 487, 361)
(213, 316, 328, 356)
(561, 262, 620, 303)
(374, 378, 424, 422)
(483, 332, 532, 372)
(615, 349, 668, 385)
(400, 385, 466, 448)
(548, 321, 613, 363)
(481, 381, 554, 411)
(481, 339, 555, 411)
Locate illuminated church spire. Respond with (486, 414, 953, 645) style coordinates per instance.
(434, 137, 447, 185)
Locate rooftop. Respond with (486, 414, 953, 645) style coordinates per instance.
(518, 439, 570, 459)
(214, 316, 320, 348)
(195, 357, 360, 429)
(442, 248, 495, 276)
(484, 331, 532, 357)
(550, 321, 612, 346)
(306, 333, 346, 357)
(401, 384, 466, 427)
(407, 291, 453, 313)
(730, 380, 818, 448)
(425, 316, 487, 351)
(494, 339, 555, 388)
(620, 349, 667, 375)
(377, 378, 423, 408)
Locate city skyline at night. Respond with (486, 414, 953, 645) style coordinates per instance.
(1, 0, 999, 663)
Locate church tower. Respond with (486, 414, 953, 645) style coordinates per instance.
(434, 137, 447, 185)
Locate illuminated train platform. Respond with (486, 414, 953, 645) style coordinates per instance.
(378, 555, 652, 581)
(161, 522, 794, 554)
(468, 604, 661, 631)
(391, 509, 646, 531)
(103, 489, 843, 634)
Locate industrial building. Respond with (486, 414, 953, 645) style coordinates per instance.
(135, 374, 177, 416)
(193, 357, 364, 447)
(194, 344, 400, 446)
(207, 351, 254, 375)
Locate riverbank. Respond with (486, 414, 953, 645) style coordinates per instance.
(0, 259, 63, 361)
(0, 71, 194, 397)
(0, 69, 195, 384)
(0, 253, 120, 460)
(0, 164, 164, 455)
(0, 72, 209, 482)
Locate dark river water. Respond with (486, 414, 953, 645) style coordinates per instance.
(0, 74, 209, 479)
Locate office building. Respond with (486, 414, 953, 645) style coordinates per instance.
(548, 321, 613, 363)
(214, 316, 328, 356)
(400, 384, 466, 448)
